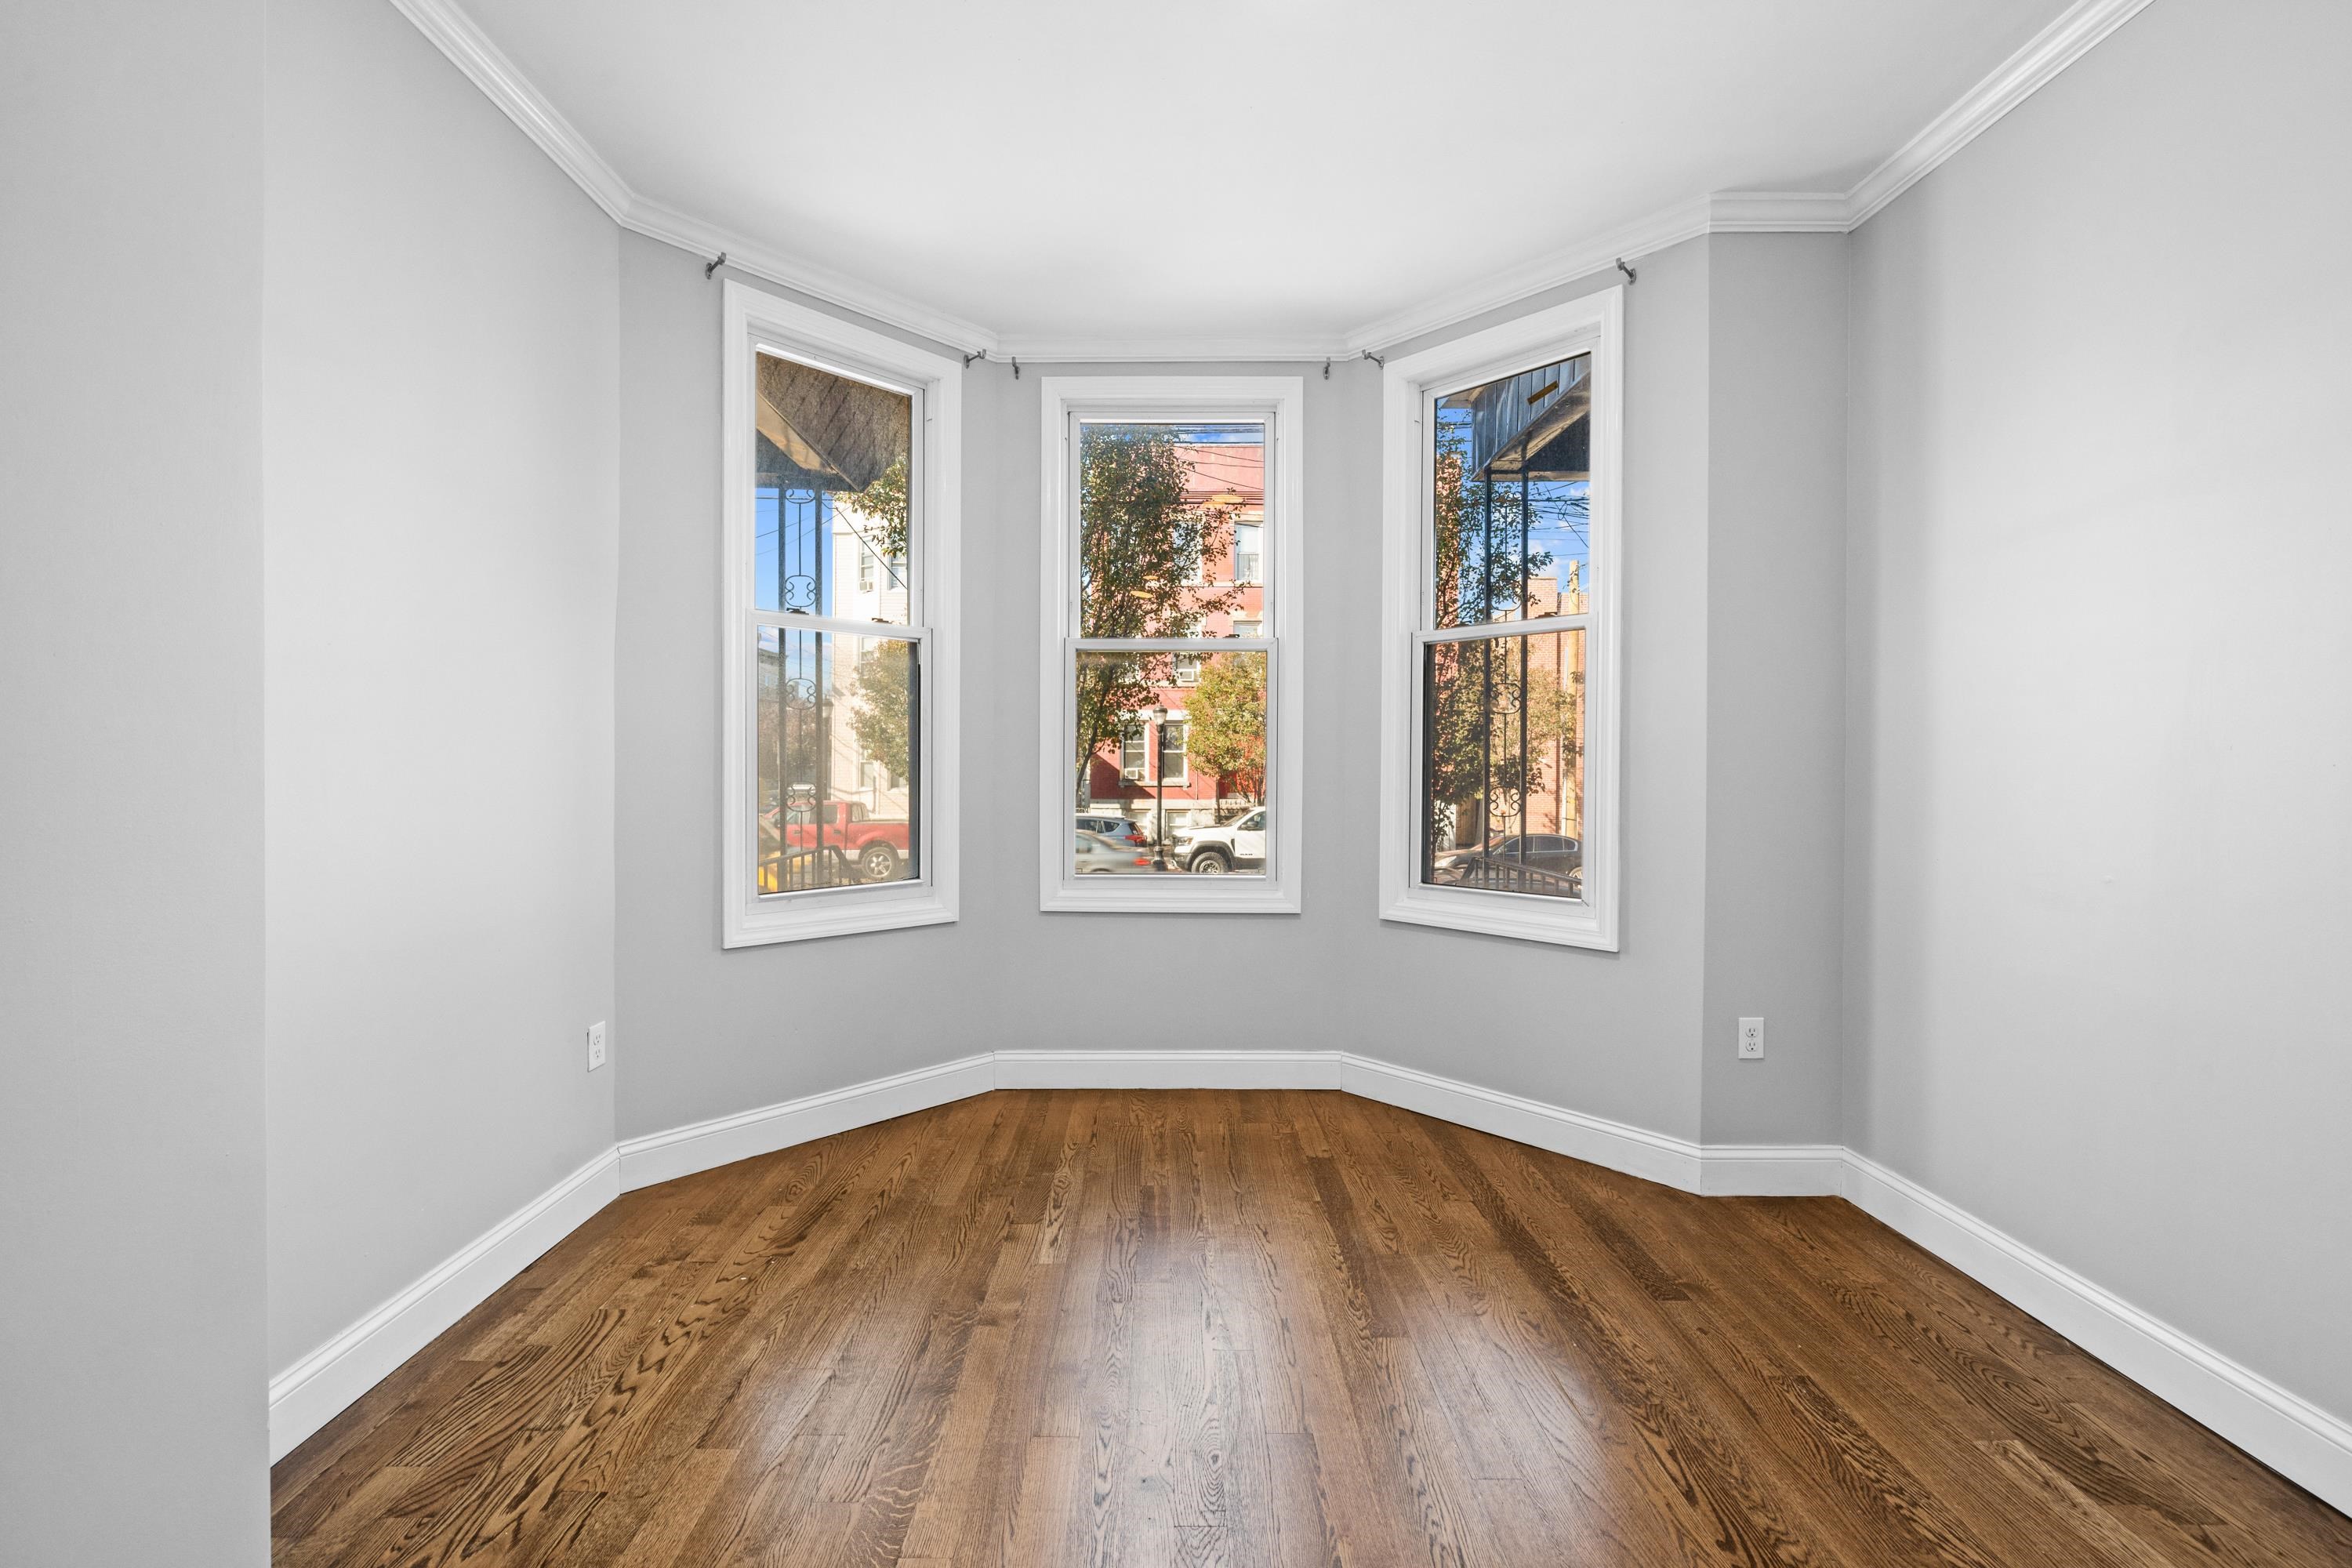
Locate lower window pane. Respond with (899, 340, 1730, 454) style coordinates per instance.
(1421, 630, 1584, 898)
(1072, 648, 1266, 877)
(757, 626, 919, 893)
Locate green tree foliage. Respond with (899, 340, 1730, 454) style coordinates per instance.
(1069, 426, 1244, 805)
(1425, 416, 1589, 858)
(834, 454, 909, 589)
(1183, 651, 1266, 807)
(1425, 637, 1581, 856)
(850, 638, 913, 787)
(1433, 423, 1551, 627)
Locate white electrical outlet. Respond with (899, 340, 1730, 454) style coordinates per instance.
(586, 1021, 608, 1071)
(1737, 1017, 1765, 1060)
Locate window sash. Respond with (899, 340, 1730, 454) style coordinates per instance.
(1059, 408, 1278, 642)
(1410, 622, 1584, 888)
(1376, 289, 1620, 951)
(1036, 376, 1301, 916)
(1058, 643, 1276, 870)
(1417, 616, 1589, 648)
(745, 621, 928, 903)
(721, 280, 961, 948)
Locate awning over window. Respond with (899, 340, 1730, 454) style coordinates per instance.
(755, 354, 910, 493)
(1461, 356, 1592, 482)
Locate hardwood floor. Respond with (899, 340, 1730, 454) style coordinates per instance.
(272, 1091, 2351, 1566)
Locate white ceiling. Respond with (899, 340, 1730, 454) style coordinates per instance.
(458, 0, 2078, 347)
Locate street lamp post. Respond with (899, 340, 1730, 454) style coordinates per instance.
(1140, 702, 1170, 870)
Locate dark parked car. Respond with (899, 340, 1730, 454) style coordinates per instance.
(1433, 833, 1582, 895)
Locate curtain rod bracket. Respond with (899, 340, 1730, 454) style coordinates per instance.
(963, 349, 985, 368)
(704, 252, 727, 279)
(1614, 256, 1637, 285)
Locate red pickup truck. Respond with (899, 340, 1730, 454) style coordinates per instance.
(764, 799, 911, 887)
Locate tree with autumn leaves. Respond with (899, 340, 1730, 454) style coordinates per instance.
(1425, 419, 1582, 856)
(1070, 426, 1244, 807)
(1182, 651, 1266, 809)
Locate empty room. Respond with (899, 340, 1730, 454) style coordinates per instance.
(7, 0, 2351, 1563)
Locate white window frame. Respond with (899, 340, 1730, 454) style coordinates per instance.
(1377, 289, 1622, 949)
(720, 281, 962, 947)
(1158, 717, 1189, 786)
(1038, 376, 1303, 914)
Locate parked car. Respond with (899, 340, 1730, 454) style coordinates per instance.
(1433, 833, 1581, 895)
(772, 799, 912, 884)
(1171, 808, 1266, 874)
(1073, 829, 1154, 874)
(1076, 813, 1149, 848)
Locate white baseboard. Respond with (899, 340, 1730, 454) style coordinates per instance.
(1700, 1143, 1852, 1196)
(993, 1047, 1345, 1091)
(267, 1145, 619, 1463)
(267, 1049, 2351, 1517)
(1842, 1152, 2352, 1514)
(1337, 1052, 1708, 1192)
(615, 1053, 996, 1191)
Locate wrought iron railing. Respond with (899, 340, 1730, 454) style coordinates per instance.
(1447, 856, 1582, 898)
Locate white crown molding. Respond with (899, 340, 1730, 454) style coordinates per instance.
(266, 1144, 618, 1462)
(267, 1050, 2352, 1515)
(1342, 196, 1715, 354)
(394, 0, 2146, 362)
(1707, 191, 1852, 232)
(1342, 0, 2155, 351)
(385, 0, 998, 355)
(989, 336, 1350, 365)
(1844, 0, 2156, 227)
(385, 0, 633, 223)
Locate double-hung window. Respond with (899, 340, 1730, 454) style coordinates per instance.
(1378, 290, 1621, 948)
(1038, 378, 1303, 912)
(721, 281, 961, 946)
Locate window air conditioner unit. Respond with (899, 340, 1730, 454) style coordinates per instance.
(1122, 767, 1145, 781)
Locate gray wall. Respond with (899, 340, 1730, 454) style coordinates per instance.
(1701, 234, 1849, 1145)
(1845, 0, 2352, 1420)
(615, 232, 1754, 1147)
(263, 0, 620, 1376)
(0, 2, 272, 1561)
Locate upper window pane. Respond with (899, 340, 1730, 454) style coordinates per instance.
(753, 350, 913, 624)
(1433, 355, 1592, 628)
(1078, 422, 1265, 638)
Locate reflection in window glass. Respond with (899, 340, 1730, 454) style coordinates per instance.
(757, 626, 919, 893)
(1421, 629, 1584, 899)
(1433, 355, 1592, 628)
(753, 350, 913, 625)
(1078, 423, 1265, 638)
(1072, 648, 1265, 878)
(1233, 522, 1262, 585)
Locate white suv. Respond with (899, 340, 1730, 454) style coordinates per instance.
(1172, 809, 1266, 874)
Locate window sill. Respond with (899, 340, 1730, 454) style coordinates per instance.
(1380, 884, 1617, 950)
(724, 884, 956, 948)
